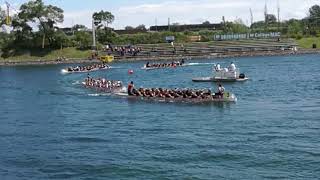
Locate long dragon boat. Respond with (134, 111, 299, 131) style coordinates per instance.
(125, 88, 237, 103)
(141, 60, 186, 70)
(82, 78, 237, 103)
(61, 63, 111, 74)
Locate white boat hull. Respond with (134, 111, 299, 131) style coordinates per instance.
(61, 67, 110, 74)
(192, 77, 249, 82)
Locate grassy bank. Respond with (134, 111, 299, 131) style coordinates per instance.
(296, 37, 320, 49)
(0, 38, 318, 63)
(0, 47, 91, 62)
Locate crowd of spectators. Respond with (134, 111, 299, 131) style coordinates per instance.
(103, 45, 142, 56)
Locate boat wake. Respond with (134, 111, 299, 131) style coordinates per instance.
(187, 62, 216, 66)
(87, 87, 127, 97)
(114, 92, 128, 96)
(60, 69, 68, 74)
(88, 93, 109, 97)
(72, 81, 81, 85)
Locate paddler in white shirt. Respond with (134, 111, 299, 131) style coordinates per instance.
(229, 62, 236, 72)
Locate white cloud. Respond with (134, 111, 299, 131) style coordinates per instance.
(5, 0, 320, 29)
(62, 10, 94, 28)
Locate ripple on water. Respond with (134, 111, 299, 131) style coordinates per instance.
(66, 137, 110, 143)
(1, 55, 320, 179)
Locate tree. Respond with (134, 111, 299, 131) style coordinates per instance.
(3, 14, 34, 49)
(93, 10, 114, 29)
(287, 19, 302, 35)
(96, 28, 117, 44)
(308, 5, 320, 26)
(51, 30, 71, 48)
(309, 5, 320, 19)
(230, 20, 248, 33)
(202, 21, 210, 25)
(266, 14, 277, 24)
(233, 18, 248, 33)
(18, 0, 64, 48)
(125, 26, 134, 30)
(0, 7, 5, 25)
(251, 21, 265, 29)
(74, 31, 92, 49)
(72, 24, 87, 31)
(135, 24, 146, 31)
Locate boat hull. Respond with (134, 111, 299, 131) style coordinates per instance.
(61, 67, 110, 74)
(126, 94, 237, 103)
(192, 77, 249, 82)
(141, 64, 186, 70)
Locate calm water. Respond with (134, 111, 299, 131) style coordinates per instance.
(0, 54, 320, 179)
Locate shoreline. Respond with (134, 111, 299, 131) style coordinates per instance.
(1, 49, 319, 66)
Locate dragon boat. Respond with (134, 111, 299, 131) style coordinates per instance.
(141, 60, 186, 70)
(61, 64, 111, 74)
(125, 88, 237, 103)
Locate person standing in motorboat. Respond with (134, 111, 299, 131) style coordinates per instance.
(127, 81, 135, 95)
(214, 63, 221, 71)
(228, 62, 237, 78)
(213, 63, 223, 78)
(229, 62, 236, 72)
(216, 84, 225, 98)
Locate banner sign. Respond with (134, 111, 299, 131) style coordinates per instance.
(213, 32, 281, 41)
(165, 36, 175, 42)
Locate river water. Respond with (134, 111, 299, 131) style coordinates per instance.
(0, 54, 320, 179)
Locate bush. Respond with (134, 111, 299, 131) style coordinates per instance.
(296, 34, 303, 40)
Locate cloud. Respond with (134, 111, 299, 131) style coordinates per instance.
(62, 10, 94, 28)
(111, 0, 319, 29)
(8, 0, 320, 29)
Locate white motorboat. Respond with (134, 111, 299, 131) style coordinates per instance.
(192, 63, 249, 82)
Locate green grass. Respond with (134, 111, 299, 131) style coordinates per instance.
(296, 37, 320, 49)
(0, 47, 91, 62)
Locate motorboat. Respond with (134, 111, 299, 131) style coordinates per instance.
(192, 63, 249, 82)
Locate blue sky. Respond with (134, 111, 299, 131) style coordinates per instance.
(2, 0, 319, 29)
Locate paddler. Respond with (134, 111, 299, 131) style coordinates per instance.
(127, 81, 134, 95)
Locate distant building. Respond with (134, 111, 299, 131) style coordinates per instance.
(114, 29, 147, 35)
(150, 23, 222, 32)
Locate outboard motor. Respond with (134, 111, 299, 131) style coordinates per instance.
(239, 73, 245, 79)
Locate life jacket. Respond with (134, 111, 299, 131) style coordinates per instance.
(128, 84, 133, 92)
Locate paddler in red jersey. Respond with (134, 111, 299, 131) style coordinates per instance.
(127, 81, 134, 95)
